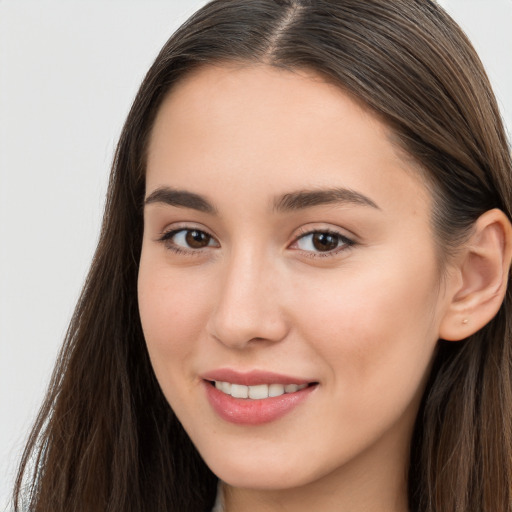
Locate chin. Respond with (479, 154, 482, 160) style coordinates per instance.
(198, 445, 328, 491)
(212, 465, 309, 491)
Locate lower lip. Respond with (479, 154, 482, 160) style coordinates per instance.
(204, 381, 316, 425)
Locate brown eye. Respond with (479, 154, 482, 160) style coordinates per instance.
(311, 233, 339, 252)
(294, 230, 353, 255)
(160, 228, 218, 251)
(184, 230, 212, 248)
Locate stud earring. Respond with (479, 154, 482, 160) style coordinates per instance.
(462, 318, 469, 325)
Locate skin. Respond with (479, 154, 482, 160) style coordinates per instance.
(138, 64, 460, 512)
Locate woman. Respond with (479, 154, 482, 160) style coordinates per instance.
(13, 0, 512, 511)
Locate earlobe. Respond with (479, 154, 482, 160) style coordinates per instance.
(439, 209, 512, 341)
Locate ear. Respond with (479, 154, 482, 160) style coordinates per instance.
(439, 209, 512, 341)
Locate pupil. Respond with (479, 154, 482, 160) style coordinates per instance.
(186, 230, 210, 248)
(312, 233, 338, 252)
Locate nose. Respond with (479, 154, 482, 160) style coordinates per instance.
(207, 246, 289, 350)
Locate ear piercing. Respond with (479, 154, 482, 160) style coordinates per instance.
(462, 318, 468, 325)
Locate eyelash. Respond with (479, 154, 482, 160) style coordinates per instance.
(158, 228, 218, 256)
(157, 227, 355, 258)
(291, 228, 355, 258)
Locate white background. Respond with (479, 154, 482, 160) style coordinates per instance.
(0, 1, 510, 509)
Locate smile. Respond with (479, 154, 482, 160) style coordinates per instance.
(204, 377, 317, 425)
(212, 381, 308, 399)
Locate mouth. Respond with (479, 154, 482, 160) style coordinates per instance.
(206, 380, 313, 400)
(202, 371, 318, 425)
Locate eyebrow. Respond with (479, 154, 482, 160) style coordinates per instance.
(273, 187, 380, 212)
(144, 185, 379, 214)
(144, 187, 217, 214)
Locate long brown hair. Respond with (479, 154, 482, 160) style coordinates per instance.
(14, 1, 512, 511)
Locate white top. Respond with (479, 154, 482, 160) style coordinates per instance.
(211, 482, 225, 512)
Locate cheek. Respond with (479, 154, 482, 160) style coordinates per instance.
(292, 251, 441, 403)
(276, 255, 441, 470)
(137, 257, 213, 381)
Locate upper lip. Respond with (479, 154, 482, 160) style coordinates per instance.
(201, 368, 315, 386)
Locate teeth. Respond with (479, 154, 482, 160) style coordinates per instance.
(248, 384, 268, 399)
(230, 384, 249, 399)
(213, 381, 308, 399)
(268, 383, 285, 397)
(221, 381, 232, 394)
(215, 381, 232, 394)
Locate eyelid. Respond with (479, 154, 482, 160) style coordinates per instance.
(289, 226, 355, 257)
(154, 222, 355, 258)
(156, 223, 220, 254)
(155, 221, 217, 240)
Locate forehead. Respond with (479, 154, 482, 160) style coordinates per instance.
(146, 63, 430, 217)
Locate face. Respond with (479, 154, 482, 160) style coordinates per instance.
(138, 64, 451, 495)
